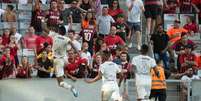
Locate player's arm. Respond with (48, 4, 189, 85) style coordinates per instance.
(118, 69, 125, 87)
(84, 70, 102, 83)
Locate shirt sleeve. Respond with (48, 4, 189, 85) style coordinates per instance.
(116, 64, 122, 73)
(99, 64, 104, 74)
(110, 16, 115, 23)
(150, 59, 157, 68)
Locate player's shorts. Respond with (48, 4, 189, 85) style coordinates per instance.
(136, 75, 152, 100)
(101, 82, 121, 101)
(54, 57, 67, 77)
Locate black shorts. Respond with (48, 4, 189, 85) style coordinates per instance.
(150, 89, 166, 100)
(144, 5, 162, 19)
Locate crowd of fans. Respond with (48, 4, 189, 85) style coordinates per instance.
(0, 0, 200, 84)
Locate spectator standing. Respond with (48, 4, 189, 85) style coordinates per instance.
(2, 29, 11, 46)
(8, 34, 19, 66)
(68, 0, 83, 23)
(108, 0, 124, 21)
(113, 14, 131, 43)
(22, 26, 38, 50)
(10, 27, 22, 44)
(126, 0, 144, 49)
(46, 0, 61, 28)
(2, 5, 16, 22)
(80, 21, 97, 55)
(144, 0, 165, 37)
(97, 7, 115, 38)
(81, 11, 96, 29)
(79, 0, 92, 11)
(58, 0, 72, 31)
(90, 53, 102, 78)
(0, 48, 16, 79)
(151, 24, 170, 69)
(31, 0, 45, 35)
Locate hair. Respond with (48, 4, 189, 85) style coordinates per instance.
(109, 0, 120, 9)
(181, 32, 187, 37)
(7, 5, 14, 11)
(58, 26, 66, 36)
(102, 50, 112, 61)
(68, 29, 75, 34)
(140, 44, 149, 54)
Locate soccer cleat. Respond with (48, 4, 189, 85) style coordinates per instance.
(71, 86, 78, 97)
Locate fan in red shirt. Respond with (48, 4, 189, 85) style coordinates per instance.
(0, 48, 16, 79)
(35, 31, 53, 54)
(46, 0, 61, 28)
(183, 16, 199, 35)
(179, 45, 197, 73)
(16, 56, 32, 78)
(2, 29, 11, 46)
(65, 49, 87, 81)
(104, 25, 125, 51)
(8, 34, 19, 66)
(108, 0, 124, 21)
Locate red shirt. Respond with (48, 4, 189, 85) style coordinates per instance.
(2, 35, 10, 46)
(183, 23, 199, 33)
(9, 44, 18, 56)
(108, 8, 124, 20)
(179, 53, 196, 73)
(46, 9, 60, 26)
(0, 54, 15, 65)
(179, 0, 192, 13)
(23, 34, 38, 49)
(104, 35, 125, 49)
(35, 35, 53, 54)
(65, 57, 87, 75)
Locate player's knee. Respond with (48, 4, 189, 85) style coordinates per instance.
(59, 82, 64, 87)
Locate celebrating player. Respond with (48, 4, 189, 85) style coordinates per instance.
(85, 51, 123, 101)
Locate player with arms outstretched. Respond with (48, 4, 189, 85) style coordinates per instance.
(85, 51, 123, 101)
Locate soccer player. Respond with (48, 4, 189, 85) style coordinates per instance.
(41, 21, 78, 97)
(84, 51, 123, 101)
(131, 44, 159, 101)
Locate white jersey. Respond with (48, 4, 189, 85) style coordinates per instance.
(99, 61, 121, 85)
(51, 32, 70, 58)
(132, 55, 156, 86)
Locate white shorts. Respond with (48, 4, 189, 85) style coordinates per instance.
(101, 83, 121, 101)
(54, 58, 67, 77)
(136, 75, 152, 100)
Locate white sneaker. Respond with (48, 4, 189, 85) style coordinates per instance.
(71, 86, 78, 97)
(128, 43, 132, 48)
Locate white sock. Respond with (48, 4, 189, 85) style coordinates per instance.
(60, 82, 72, 89)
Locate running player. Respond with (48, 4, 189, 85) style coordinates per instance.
(84, 51, 123, 101)
(131, 44, 159, 101)
(41, 21, 78, 97)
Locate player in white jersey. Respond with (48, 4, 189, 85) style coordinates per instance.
(131, 44, 159, 101)
(85, 51, 123, 101)
(42, 20, 78, 97)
